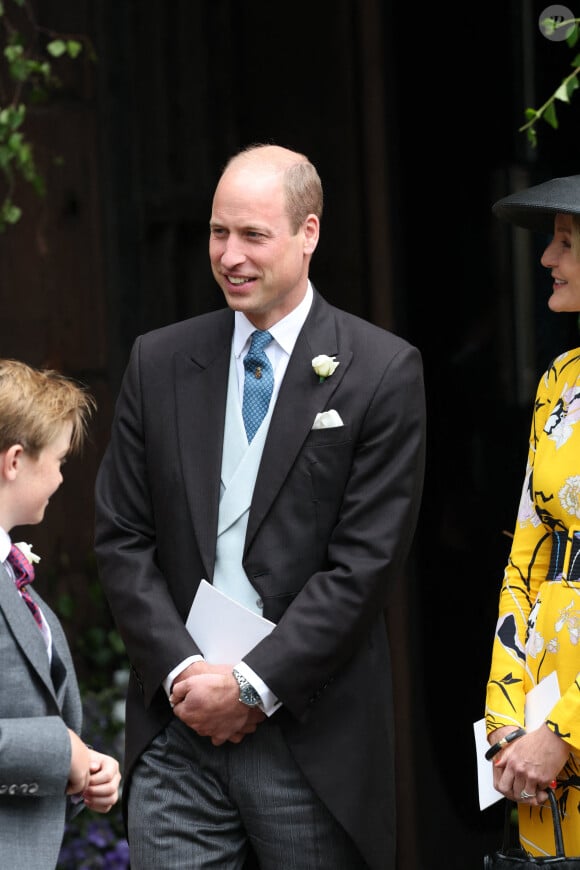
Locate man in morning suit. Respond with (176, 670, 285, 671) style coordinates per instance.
(94, 143, 426, 869)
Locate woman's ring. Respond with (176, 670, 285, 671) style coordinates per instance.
(520, 789, 536, 799)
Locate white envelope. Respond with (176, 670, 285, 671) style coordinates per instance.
(312, 409, 343, 429)
(186, 580, 275, 663)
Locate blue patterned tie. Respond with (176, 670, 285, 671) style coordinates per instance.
(242, 330, 274, 443)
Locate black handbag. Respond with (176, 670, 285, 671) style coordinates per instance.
(484, 789, 580, 868)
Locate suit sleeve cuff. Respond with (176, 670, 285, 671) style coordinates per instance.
(235, 661, 281, 716)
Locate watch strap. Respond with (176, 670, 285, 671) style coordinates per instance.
(232, 668, 261, 707)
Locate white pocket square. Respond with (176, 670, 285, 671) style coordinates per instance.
(312, 409, 344, 429)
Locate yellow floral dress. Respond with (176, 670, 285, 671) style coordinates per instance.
(485, 346, 580, 857)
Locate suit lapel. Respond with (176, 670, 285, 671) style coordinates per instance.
(245, 292, 352, 550)
(174, 311, 233, 577)
(0, 564, 56, 697)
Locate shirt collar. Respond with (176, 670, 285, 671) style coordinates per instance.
(0, 526, 11, 563)
(234, 281, 313, 359)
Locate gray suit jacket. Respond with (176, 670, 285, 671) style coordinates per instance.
(0, 560, 83, 869)
(95, 289, 426, 870)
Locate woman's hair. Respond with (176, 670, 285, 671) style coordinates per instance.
(0, 358, 96, 457)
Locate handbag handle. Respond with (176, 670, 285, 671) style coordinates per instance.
(546, 787, 565, 857)
(503, 788, 564, 857)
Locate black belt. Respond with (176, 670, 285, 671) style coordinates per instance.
(548, 529, 580, 582)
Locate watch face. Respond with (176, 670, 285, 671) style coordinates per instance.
(234, 670, 260, 706)
(241, 684, 260, 706)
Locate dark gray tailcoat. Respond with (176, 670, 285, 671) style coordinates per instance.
(95, 290, 426, 870)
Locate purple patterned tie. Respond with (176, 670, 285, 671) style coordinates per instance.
(7, 544, 43, 629)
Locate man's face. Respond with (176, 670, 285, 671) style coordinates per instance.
(209, 163, 318, 330)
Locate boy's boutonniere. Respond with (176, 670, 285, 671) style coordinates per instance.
(14, 542, 41, 565)
(312, 354, 339, 383)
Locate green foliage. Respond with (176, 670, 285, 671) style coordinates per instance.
(0, 0, 88, 231)
(53, 551, 128, 694)
(77, 625, 127, 686)
(520, 17, 580, 147)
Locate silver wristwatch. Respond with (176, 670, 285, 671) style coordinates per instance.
(232, 668, 261, 707)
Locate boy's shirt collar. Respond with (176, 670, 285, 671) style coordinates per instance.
(0, 527, 10, 563)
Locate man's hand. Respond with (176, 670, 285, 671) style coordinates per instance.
(170, 664, 266, 745)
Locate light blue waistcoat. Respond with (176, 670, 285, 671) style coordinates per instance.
(212, 346, 274, 614)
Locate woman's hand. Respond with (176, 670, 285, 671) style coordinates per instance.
(492, 724, 569, 805)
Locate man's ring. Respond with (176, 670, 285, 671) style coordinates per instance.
(520, 789, 536, 799)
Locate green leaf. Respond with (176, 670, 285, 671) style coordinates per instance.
(2, 202, 20, 224)
(555, 82, 571, 102)
(524, 107, 537, 121)
(543, 101, 559, 129)
(527, 126, 537, 147)
(12, 103, 26, 127)
(9, 57, 31, 82)
(540, 16, 557, 35)
(4, 43, 23, 62)
(7, 131, 23, 150)
(66, 40, 82, 59)
(0, 104, 26, 130)
(17, 145, 37, 178)
(46, 39, 66, 58)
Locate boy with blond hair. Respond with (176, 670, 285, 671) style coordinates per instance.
(0, 358, 121, 870)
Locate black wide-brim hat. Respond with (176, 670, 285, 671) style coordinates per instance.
(492, 174, 580, 233)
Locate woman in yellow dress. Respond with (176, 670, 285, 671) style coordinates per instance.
(485, 175, 580, 857)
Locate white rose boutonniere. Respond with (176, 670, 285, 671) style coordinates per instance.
(14, 542, 41, 565)
(312, 354, 339, 383)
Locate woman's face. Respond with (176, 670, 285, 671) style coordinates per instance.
(540, 213, 580, 313)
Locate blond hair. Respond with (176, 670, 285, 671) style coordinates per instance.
(0, 358, 96, 457)
(572, 215, 580, 258)
(224, 143, 324, 233)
